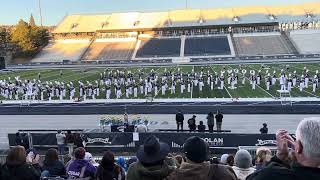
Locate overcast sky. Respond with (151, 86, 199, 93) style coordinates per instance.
(0, 0, 318, 26)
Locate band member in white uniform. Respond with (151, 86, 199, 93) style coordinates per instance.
(313, 79, 317, 93)
(220, 75, 224, 90)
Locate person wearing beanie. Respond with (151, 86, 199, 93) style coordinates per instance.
(66, 147, 96, 179)
(127, 135, 174, 180)
(220, 154, 230, 164)
(166, 136, 237, 180)
(232, 149, 255, 180)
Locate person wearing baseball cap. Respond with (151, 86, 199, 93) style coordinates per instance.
(127, 135, 174, 180)
(167, 136, 237, 180)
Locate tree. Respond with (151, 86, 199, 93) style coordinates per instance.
(29, 14, 36, 27)
(10, 19, 48, 58)
(0, 27, 9, 44)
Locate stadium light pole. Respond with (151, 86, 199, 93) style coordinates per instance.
(38, 0, 43, 26)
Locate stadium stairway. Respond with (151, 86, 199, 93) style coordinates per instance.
(230, 33, 239, 57)
(280, 31, 299, 55)
(180, 35, 186, 57)
(79, 38, 96, 61)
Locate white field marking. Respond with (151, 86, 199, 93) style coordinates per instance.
(245, 64, 275, 98)
(208, 64, 232, 98)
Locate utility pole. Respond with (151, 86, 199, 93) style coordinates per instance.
(185, 0, 188, 9)
(38, 0, 43, 26)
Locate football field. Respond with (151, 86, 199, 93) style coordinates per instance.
(1, 63, 320, 100)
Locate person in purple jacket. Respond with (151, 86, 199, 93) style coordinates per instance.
(66, 147, 96, 179)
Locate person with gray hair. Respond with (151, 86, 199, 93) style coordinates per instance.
(247, 118, 320, 180)
(232, 149, 255, 180)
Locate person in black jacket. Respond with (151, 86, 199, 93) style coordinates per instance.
(41, 148, 66, 178)
(215, 110, 223, 132)
(197, 121, 206, 132)
(187, 115, 197, 132)
(96, 151, 125, 180)
(1, 146, 41, 180)
(247, 118, 320, 180)
(260, 123, 268, 134)
(175, 111, 184, 132)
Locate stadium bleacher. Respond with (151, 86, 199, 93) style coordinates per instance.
(32, 39, 91, 62)
(184, 36, 232, 56)
(233, 33, 296, 56)
(135, 38, 181, 58)
(82, 38, 136, 60)
(290, 29, 320, 54)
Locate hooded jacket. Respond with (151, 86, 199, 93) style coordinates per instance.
(166, 161, 237, 180)
(232, 166, 255, 180)
(247, 156, 320, 180)
(66, 159, 96, 179)
(1, 162, 41, 180)
(126, 161, 174, 180)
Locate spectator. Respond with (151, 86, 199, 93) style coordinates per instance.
(127, 157, 137, 167)
(66, 147, 96, 179)
(232, 149, 255, 180)
(1, 146, 41, 180)
(15, 132, 23, 146)
(22, 133, 30, 150)
(127, 135, 173, 180)
(247, 118, 320, 180)
(260, 123, 268, 134)
(116, 157, 128, 172)
(176, 110, 184, 132)
(56, 130, 66, 155)
(226, 155, 235, 167)
(65, 130, 75, 155)
(96, 151, 125, 180)
(254, 147, 272, 171)
(174, 155, 185, 168)
(215, 110, 223, 132)
(166, 136, 237, 180)
(207, 112, 215, 133)
(220, 154, 229, 164)
(187, 115, 197, 132)
(41, 148, 66, 178)
(73, 133, 84, 148)
(198, 121, 206, 132)
(136, 121, 148, 133)
(85, 152, 99, 167)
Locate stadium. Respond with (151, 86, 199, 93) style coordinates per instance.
(0, 1, 320, 180)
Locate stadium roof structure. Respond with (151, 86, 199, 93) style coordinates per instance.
(53, 2, 320, 33)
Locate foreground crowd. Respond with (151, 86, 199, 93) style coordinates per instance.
(0, 118, 319, 180)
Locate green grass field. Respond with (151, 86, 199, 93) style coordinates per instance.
(1, 63, 320, 100)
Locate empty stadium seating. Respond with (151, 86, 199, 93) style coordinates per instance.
(136, 38, 181, 58)
(233, 33, 296, 56)
(32, 39, 91, 62)
(290, 30, 320, 54)
(184, 36, 231, 56)
(82, 39, 136, 60)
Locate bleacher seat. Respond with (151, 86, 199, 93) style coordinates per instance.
(136, 38, 181, 58)
(184, 36, 231, 56)
(290, 30, 320, 54)
(32, 39, 91, 62)
(234, 33, 296, 56)
(82, 39, 136, 60)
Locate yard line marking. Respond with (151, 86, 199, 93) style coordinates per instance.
(246, 64, 275, 98)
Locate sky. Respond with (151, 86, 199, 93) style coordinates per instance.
(0, 0, 319, 26)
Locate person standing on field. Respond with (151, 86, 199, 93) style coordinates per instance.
(215, 110, 223, 132)
(176, 111, 184, 132)
(207, 112, 215, 133)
